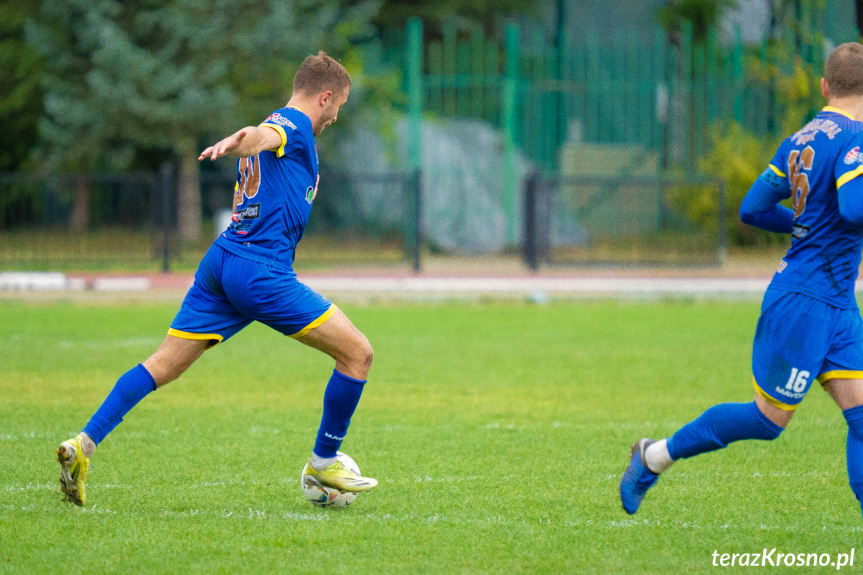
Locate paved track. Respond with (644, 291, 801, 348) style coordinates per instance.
(0, 271, 782, 300)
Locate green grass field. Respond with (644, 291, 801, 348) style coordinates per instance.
(1, 299, 861, 574)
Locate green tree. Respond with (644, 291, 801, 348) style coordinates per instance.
(657, 0, 737, 43)
(372, 0, 537, 37)
(0, 1, 43, 172)
(678, 121, 785, 247)
(28, 0, 379, 240)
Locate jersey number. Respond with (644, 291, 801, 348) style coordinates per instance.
(237, 155, 262, 201)
(787, 146, 814, 218)
(784, 368, 810, 393)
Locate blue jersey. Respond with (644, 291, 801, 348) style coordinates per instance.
(766, 107, 863, 309)
(215, 106, 318, 270)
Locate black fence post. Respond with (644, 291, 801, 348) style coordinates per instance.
(412, 168, 422, 273)
(159, 163, 174, 273)
(523, 171, 540, 271)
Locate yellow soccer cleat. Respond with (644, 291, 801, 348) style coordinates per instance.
(57, 435, 90, 506)
(303, 458, 378, 493)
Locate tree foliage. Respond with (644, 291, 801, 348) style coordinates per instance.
(0, 1, 43, 171)
(372, 0, 537, 37)
(27, 0, 380, 238)
(657, 0, 738, 43)
(694, 122, 785, 246)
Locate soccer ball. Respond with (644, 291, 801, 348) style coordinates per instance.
(301, 452, 361, 508)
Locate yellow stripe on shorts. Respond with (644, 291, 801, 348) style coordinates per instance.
(752, 377, 798, 411)
(818, 370, 863, 385)
(289, 304, 338, 339)
(167, 328, 224, 348)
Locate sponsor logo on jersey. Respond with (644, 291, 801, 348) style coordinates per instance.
(791, 223, 810, 240)
(305, 186, 315, 204)
(241, 203, 260, 219)
(791, 117, 841, 146)
(844, 146, 861, 165)
(776, 260, 787, 273)
(264, 113, 298, 131)
(234, 203, 261, 221)
(231, 222, 251, 235)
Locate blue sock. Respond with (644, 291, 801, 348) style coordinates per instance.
(82, 364, 156, 444)
(313, 369, 366, 458)
(667, 401, 784, 461)
(843, 405, 863, 514)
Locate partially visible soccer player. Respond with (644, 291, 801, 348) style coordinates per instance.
(621, 42, 863, 516)
(57, 51, 378, 506)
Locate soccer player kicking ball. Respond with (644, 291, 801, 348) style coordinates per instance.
(621, 42, 863, 517)
(57, 52, 378, 506)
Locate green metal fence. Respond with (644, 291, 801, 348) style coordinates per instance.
(384, 6, 860, 251)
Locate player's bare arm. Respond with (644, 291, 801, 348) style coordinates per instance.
(198, 125, 283, 161)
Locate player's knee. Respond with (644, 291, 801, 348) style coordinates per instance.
(364, 342, 374, 369)
(753, 396, 794, 430)
(356, 336, 374, 370)
(342, 335, 373, 377)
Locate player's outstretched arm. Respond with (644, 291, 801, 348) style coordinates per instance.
(198, 126, 283, 161)
(739, 168, 794, 234)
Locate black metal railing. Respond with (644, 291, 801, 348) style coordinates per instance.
(0, 167, 422, 272)
(522, 173, 727, 269)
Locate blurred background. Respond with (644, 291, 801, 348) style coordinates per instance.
(2, 0, 862, 274)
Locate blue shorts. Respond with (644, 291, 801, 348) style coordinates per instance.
(752, 289, 863, 411)
(169, 244, 335, 347)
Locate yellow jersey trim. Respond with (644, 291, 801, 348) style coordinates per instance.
(259, 123, 287, 157)
(818, 370, 863, 385)
(752, 377, 798, 411)
(823, 106, 855, 120)
(768, 164, 786, 178)
(167, 328, 224, 348)
(837, 165, 863, 190)
(289, 304, 338, 339)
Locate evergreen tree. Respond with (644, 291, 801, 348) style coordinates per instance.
(28, 0, 379, 240)
(0, 1, 43, 172)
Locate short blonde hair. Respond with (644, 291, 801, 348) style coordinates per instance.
(292, 51, 351, 97)
(825, 43, 863, 98)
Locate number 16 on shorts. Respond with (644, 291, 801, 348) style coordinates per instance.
(785, 368, 810, 394)
(760, 365, 814, 407)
